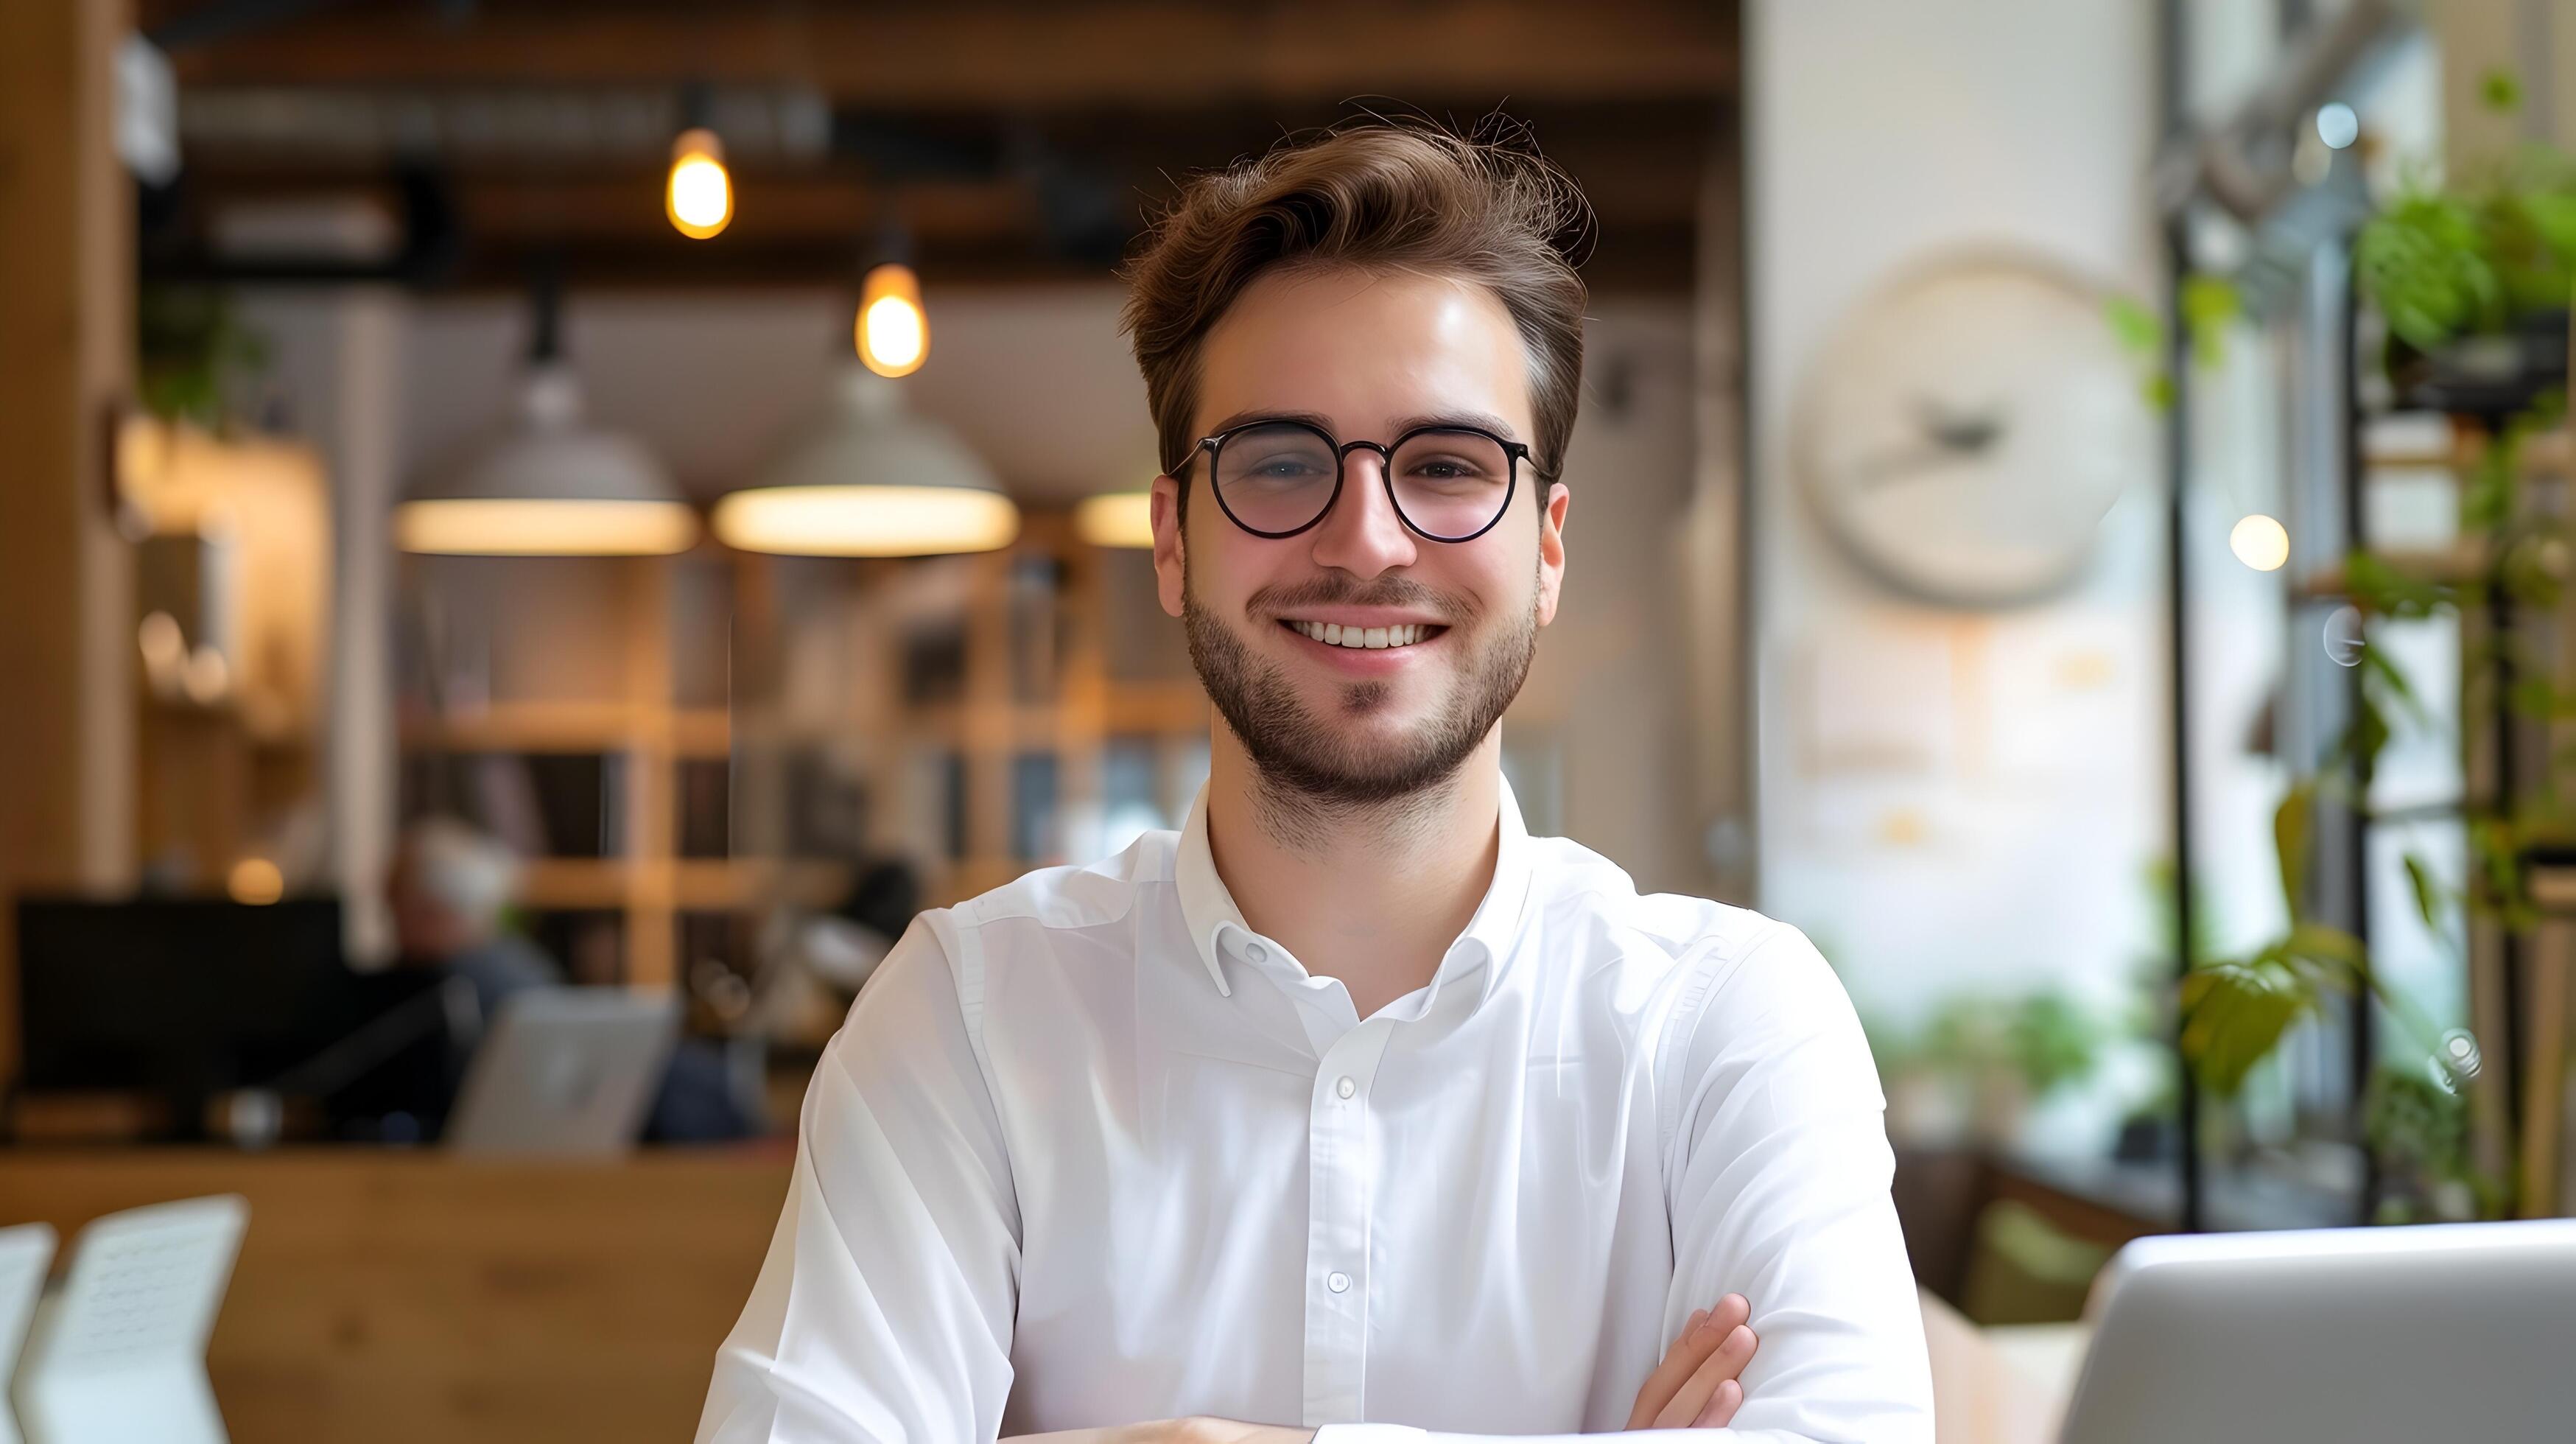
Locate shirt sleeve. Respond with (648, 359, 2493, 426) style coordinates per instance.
(696, 913, 1023, 1444)
(1315, 919, 1934, 1444)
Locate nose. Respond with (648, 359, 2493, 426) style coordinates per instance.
(1308, 447, 1419, 579)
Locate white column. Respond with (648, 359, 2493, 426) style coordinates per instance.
(330, 287, 407, 964)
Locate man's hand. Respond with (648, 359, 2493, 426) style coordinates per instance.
(1624, 1293, 1758, 1431)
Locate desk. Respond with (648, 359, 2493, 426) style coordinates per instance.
(0, 1148, 791, 1444)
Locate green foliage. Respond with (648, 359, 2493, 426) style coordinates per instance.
(2353, 127, 2576, 352)
(2180, 276, 2241, 366)
(2480, 67, 2521, 116)
(2354, 192, 2505, 350)
(2180, 953, 2321, 1096)
(138, 285, 268, 428)
(1878, 988, 2105, 1104)
(2102, 278, 2239, 410)
(2186, 122, 2576, 1222)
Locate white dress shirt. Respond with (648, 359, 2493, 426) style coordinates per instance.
(698, 779, 1931, 1443)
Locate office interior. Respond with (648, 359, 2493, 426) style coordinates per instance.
(1, 1, 2572, 1441)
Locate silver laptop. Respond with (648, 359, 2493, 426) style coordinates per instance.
(2059, 1218, 2576, 1444)
(445, 987, 678, 1156)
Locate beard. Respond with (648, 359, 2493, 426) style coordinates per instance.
(1182, 558, 1539, 809)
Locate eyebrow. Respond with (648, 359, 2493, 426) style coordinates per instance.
(1201, 409, 1528, 444)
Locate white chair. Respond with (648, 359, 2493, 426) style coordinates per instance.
(9, 1195, 248, 1444)
(0, 1224, 59, 1444)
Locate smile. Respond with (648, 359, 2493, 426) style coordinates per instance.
(1280, 619, 1447, 651)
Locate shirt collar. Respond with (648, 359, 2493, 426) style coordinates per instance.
(1173, 772, 1535, 1010)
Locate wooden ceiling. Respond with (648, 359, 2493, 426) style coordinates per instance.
(138, 0, 1738, 292)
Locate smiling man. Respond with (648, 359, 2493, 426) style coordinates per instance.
(697, 122, 1932, 1444)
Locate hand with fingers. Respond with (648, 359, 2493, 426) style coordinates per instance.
(1624, 1292, 1759, 1431)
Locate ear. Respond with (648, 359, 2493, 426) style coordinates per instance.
(1150, 472, 1187, 619)
(1534, 481, 1570, 628)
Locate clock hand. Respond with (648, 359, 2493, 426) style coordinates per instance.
(1912, 396, 2007, 454)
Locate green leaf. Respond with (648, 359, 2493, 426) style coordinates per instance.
(2181, 955, 2321, 1096)
(2403, 852, 2446, 934)
(2354, 191, 2504, 351)
(2284, 921, 2368, 988)
(2341, 550, 2449, 620)
(2275, 784, 2314, 922)
(2103, 295, 2161, 357)
(2359, 642, 2429, 725)
(2482, 68, 2523, 116)
(2180, 276, 2241, 368)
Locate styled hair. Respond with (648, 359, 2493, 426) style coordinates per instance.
(1120, 116, 1593, 516)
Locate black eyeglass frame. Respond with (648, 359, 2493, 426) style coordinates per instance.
(1174, 418, 1540, 544)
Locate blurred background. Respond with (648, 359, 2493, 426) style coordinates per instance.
(1, 1, 2572, 1441)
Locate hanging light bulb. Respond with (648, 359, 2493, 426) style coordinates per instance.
(2230, 514, 2289, 572)
(666, 126, 732, 239)
(857, 262, 928, 377)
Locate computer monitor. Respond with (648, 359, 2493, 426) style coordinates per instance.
(13, 896, 354, 1136)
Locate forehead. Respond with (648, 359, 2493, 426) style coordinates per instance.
(1193, 267, 1535, 440)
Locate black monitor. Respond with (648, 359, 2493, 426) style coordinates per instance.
(14, 895, 360, 1135)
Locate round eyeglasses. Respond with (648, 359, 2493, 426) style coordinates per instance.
(1178, 418, 1534, 543)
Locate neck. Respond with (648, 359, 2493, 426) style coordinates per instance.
(1204, 723, 1503, 1019)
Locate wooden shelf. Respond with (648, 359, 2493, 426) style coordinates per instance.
(401, 701, 731, 758)
(515, 857, 851, 913)
(2293, 540, 2486, 600)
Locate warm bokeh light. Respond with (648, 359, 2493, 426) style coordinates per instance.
(227, 857, 284, 906)
(1075, 491, 1155, 549)
(857, 263, 928, 376)
(712, 484, 1017, 556)
(665, 127, 732, 239)
(395, 497, 700, 555)
(2230, 513, 2290, 571)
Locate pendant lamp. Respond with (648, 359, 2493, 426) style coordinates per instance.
(714, 363, 1017, 557)
(396, 279, 697, 557)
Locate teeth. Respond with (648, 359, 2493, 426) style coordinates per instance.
(1291, 620, 1433, 649)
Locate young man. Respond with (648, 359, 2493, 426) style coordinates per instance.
(697, 123, 1932, 1444)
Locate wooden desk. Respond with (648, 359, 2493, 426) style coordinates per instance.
(0, 1148, 792, 1444)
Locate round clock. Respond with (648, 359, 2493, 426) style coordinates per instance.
(1793, 253, 2154, 607)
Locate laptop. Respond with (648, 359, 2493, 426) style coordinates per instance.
(2058, 1218, 2576, 1444)
(444, 988, 678, 1156)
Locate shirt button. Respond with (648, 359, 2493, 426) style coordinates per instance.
(1327, 1271, 1350, 1294)
(1336, 1076, 1356, 1099)
(1246, 942, 1268, 963)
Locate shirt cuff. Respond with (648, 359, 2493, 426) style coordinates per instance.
(1310, 1426, 1428, 1444)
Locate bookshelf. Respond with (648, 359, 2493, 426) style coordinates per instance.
(397, 509, 1209, 993)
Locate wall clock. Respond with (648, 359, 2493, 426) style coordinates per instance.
(1794, 253, 2154, 607)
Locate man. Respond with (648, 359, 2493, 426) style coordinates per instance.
(386, 816, 757, 1143)
(698, 121, 1932, 1443)
(387, 816, 561, 1031)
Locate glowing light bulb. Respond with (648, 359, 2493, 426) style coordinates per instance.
(857, 262, 928, 376)
(228, 857, 284, 905)
(2231, 514, 2289, 572)
(666, 127, 732, 239)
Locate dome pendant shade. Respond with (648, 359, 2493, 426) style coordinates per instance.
(397, 364, 698, 556)
(716, 365, 1017, 557)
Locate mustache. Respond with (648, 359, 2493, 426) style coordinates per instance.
(1244, 575, 1475, 623)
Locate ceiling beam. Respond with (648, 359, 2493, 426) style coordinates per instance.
(167, 0, 1736, 108)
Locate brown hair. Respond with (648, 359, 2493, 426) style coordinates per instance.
(1120, 117, 1593, 517)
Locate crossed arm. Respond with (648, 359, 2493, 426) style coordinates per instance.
(695, 919, 1929, 1444)
(1003, 1296, 1763, 1444)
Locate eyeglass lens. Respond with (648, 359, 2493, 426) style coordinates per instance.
(1212, 422, 1514, 540)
